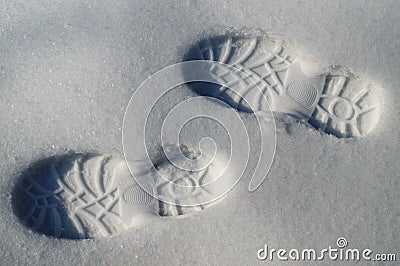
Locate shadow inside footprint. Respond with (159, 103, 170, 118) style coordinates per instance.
(182, 35, 261, 113)
(12, 153, 157, 239)
(12, 154, 93, 239)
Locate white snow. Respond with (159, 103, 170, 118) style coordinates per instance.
(1, 0, 399, 265)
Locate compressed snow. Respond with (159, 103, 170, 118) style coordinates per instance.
(1, 0, 399, 265)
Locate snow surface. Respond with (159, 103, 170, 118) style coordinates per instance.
(1, 0, 399, 265)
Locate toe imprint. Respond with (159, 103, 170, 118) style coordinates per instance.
(185, 35, 294, 112)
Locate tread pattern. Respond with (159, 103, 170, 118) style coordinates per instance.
(187, 36, 293, 112)
(13, 154, 154, 239)
(186, 35, 381, 138)
(309, 75, 380, 138)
